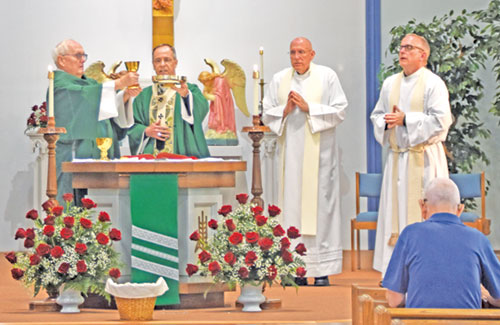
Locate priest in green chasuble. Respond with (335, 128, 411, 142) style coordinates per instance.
(128, 44, 210, 157)
(52, 39, 140, 203)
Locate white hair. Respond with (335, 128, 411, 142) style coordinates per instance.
(52, 39, 76, 66)
(424, 177, 461, 209)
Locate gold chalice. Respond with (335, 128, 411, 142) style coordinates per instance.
(96, 137, 113, 160)
(124, 61, 140, 89)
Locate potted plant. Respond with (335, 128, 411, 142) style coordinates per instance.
(5, 194, 122, 313)
(185, 193, 307, 312)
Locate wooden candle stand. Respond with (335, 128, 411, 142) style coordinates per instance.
(242, 115, 270, 208)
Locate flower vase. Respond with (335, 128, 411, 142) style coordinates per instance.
(56, 286, 84, 313)
(237, 283, 266, 312)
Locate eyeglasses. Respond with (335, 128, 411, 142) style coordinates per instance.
(399, 44, 424, 52)
(289, 50, 310, 56)
(63, 53, 88, 62)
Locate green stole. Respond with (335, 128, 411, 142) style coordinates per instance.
(130, 174, 179, 305)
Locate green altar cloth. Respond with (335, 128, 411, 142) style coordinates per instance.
(130, 174, 179, 305)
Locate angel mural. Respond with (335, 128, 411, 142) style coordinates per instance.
(198, 59, 249, 146)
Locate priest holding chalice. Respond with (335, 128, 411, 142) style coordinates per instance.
(127, 44, 210, 158)
(51, 39, 140, 204)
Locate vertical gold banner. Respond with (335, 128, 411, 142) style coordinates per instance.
(152, 0, 174, 48)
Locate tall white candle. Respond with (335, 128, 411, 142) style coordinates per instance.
(48, 65, 54, 118)
(253, 65, 259, 116)
(259, 47, 264, 81)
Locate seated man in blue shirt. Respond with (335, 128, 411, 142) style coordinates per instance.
(383, 177, 500, 308)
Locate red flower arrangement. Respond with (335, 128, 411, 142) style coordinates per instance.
(5, 195, 122, 300)
(25, 101, 48, 132)
(186, 194, 307, 288)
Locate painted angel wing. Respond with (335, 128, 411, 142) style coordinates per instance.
(84, 61, 112, 83)
(221, 59, 249, 117)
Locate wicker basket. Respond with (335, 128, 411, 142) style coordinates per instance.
(115, 296, 157, 321)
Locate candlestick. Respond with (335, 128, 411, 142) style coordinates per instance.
(259, 47, 264, 81)
(48, 65, 54, 118)
(253, 65, 260, 116)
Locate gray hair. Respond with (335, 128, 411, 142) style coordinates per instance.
(424, 177, 460, 209)
(52, 39, 76, 66)
(152, 43, 177, 60)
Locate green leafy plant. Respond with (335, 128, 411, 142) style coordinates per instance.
(185, 194, 307, 289)
(5, 195, 122, 302)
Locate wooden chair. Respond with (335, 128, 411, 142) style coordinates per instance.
(449, 172, 490, 235)
(351, 283, 387, 325)
(351, 172, 383, 271)
(373, 305, 500, 324)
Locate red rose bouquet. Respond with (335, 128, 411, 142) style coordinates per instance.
(24, 101, 48, 133)
(186, 193, 307, 288)
(6, 194, 122, 301)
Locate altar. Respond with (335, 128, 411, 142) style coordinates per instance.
(62, 159, 246, 308)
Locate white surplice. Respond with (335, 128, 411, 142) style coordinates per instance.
(263, 63, 348, 277)
(371, 67, 452, 274)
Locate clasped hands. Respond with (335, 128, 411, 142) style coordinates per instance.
(145, 120, 171, 141)
(384, 105, 405, 128)
(283, 91, 309, 118)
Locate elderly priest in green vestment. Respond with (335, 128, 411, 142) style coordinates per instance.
(52, 39, 140, 203)
(128, 44, 210, 157)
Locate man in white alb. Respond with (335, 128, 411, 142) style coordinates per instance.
(371, 34, 452, 275)
(263, 37, 348, 286)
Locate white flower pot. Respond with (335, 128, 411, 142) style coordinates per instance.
(237, 283, 266, 312)
(56, 287, 84, 313)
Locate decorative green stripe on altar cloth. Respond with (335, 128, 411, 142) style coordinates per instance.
(132, 225, 178, 250)
(131, 243, 179, 264)
(130, 174, 179, 305)
(131, 256, 179, 280)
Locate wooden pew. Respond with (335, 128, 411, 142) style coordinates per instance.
(373, 305, 500, 324)
(359, 294, 389, 325)
(352, 283, 387, 325)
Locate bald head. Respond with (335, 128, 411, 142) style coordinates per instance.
(289, 37, 315, 74)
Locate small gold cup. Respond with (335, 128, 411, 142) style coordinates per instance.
(96, 137, 113, 160)
(124, 61, 140, 89)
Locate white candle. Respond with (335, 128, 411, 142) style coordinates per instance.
(48, 65, 54, 118)
(259, 47, 264, 81)
(253, 65, 259, 116)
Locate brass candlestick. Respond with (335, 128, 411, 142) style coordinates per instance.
(38, 117, 66, 206)
(242, 115, 270, 208)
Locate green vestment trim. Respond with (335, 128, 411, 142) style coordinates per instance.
(130, 174, 179, 305)
(128, 83, 210, 158)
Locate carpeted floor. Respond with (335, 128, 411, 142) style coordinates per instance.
(0, 251, 381, 324)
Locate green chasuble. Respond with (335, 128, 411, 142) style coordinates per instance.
(127, 83, 210, 158)
(130, 174, 179, 305)
(53, 70, 127, 202)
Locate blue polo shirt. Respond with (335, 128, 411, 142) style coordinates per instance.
(383, 212, 500, 308)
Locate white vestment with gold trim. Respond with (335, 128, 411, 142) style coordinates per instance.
(371, 67, 452, 275)
(263, 63, 347, 277)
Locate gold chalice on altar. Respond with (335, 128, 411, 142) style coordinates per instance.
(96, 137, 113, 160)
(124, 61, 140, 89)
